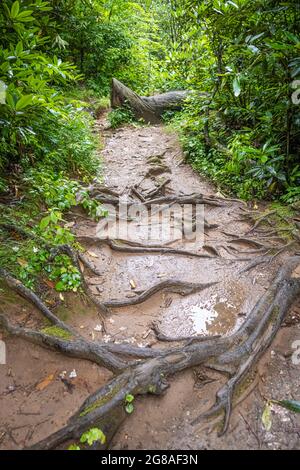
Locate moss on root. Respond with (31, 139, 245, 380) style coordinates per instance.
(41, 325, 73, 340)
(80, 383, 124, 417)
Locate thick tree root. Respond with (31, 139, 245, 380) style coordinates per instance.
(137, 194, 227, 208)
(0, 268, 75, 335)
(92, 192, 228, 208)
(101, 280, 217, 311)
(0, 314, 127, 372)
(144, 178, 171, 199)
(78, 236, 217, 259)
(151, 321, 221, 343)
(0, 270, 162, 371)
(19, 256, 300, 450)
(78, 253, 103, 276)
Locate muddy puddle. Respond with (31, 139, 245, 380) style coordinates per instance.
(161, 282, 247, 338)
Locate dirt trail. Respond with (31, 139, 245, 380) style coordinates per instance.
(1, 119, 300, 450)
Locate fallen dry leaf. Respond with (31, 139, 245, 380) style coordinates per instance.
(43, 279, 55, 289)
(87, 250, 98, 258)
(130, 279, 136, 289)
(17, 258, 28, 268)
(36, 373, 55, 391)
(79, 260, 85, 272)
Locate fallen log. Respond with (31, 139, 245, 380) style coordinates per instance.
(111, 78, 191, 124)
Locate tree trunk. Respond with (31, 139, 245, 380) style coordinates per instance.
(111, 78, 191, 124)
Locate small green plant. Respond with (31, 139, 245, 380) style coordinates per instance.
(68, 444, 80, 450)
(78, 189, 104, 220)
(26, 170, 103, 220)
(125, 393, 135, 414)
(39, 210, 75, 246)
(68, 427, 106, 450)
(80, 427, 106, 446)
(46, 254, 81, 292)
(108, 105, 135, 129)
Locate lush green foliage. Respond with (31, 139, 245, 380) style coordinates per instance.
(0, 170, 102, 291)
(158, 0, 300, 201)
(108, 104, 136, 128)
(68, 427, 106, 450)
(0, 1, 105, 292)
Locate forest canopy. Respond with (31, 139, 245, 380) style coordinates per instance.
(0, 0, 299, 202)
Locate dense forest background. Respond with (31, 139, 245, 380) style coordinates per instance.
(1, 0, 300, 200)
(0, 0, 299, 288)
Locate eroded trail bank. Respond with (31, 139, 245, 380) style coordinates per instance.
(1, 120, 300, 450)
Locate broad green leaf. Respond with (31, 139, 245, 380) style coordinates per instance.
(55, 281, 65, 292)
(39, 215, 51, 230)
(233, 77, 241, 97)
(50, 211, 59, 223)
(125, 403, 134, 414)
(125, 394, 134, 403)
(266, 41, 293, 51)
(273, 399, 300, 414)
(10, 1, 19, 19)
(15, 41, 23, 55)
(6, 92, 15, 109)
(15, 95, 34, 111)
(16, 10, 33, 19)
(80, 428, 106, 446)
(0, 80, 7, 104)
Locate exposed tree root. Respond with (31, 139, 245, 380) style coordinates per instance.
(0, 268, 75, 335)
(11, 255, 298, 450)
(91, 192, 228, 208)
(78, 236, 217, 259)
(144, 178, 171, 199)
(78, 253, 103, 276)
(238, 241, 298, 273)
(131, 186, 146, 202)
(245, 210, 277, 234)
(142, 194, 226, 207)
(85, 184, 120, 199)
(0, 313, 127, 373)
(226, 237, 273, 249)
(101, 280, 217, 311)
(151, 321, 221, 343)
(238, 256, 273, 274)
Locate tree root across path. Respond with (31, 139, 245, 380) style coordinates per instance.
(1, 257, 299, 449)
(77, 236, 218, 259)
(100, 280, 218, 312)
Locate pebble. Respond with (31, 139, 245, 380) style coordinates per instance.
(94, 324, 102, 332)
(69, 369, 77, 379)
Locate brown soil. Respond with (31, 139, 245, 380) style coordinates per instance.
(0, 117, 299, 450)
